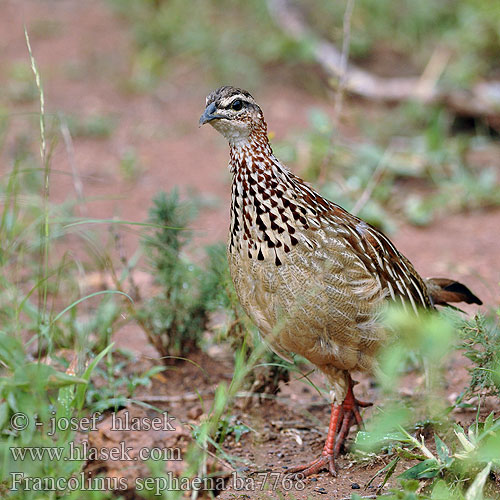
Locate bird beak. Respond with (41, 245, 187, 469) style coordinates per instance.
(199, 102, 222, 126)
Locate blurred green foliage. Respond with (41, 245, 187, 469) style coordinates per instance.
(353, 306, 500, 499)
(274, 105, 500, 231)
(62, 113, 116, 139)
(109, 0, 499, 89)
(0, 69, 138, 497)
(308, 0, 500, 86)
(109, 0, 311, 89)
(0, 335, 114, 500)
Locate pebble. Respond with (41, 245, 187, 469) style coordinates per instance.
(351, 483, 360, 489)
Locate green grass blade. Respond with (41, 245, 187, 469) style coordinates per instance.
(465, 462, 491, 500)
(50, 290, 133, 326)
(75, 342, 115, 411)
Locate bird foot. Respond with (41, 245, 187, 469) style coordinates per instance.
(286, 404, 343, 478)
(287, 452, 336, 477)
(284, 378, 371, 479)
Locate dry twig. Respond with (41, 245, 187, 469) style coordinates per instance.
(267, 0, 500, 121)
(318, 0, 355, 181)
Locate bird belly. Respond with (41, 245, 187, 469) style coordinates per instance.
(228, 236, 386, 374)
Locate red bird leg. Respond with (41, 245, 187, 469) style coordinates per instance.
(334, 378, 372, 457)
(288, 378, 372, 477)
(287, 403, 342, 477)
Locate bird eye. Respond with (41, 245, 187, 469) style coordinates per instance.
(231, 100, 243, 111)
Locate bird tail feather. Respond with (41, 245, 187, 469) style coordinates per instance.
(426, 277, 482, 306)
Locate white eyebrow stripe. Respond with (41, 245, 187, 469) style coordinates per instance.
(219, 94, 253, 108)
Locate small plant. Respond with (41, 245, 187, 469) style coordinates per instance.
(62, 113, 115, 139)
(137, 190, 223, 360)
(458, 312, 500, 399)
(0, 334, 114, 499)
(118, 147, 143, 182)
(85, 351, 164, 413)
(192, 414, 251, 446)
(357, 415, 499, 499)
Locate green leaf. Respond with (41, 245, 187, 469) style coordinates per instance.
(395, 446, 428, 461)
(0, 403, 8, 429)
(400, 479, 420, 492)
(142, 366, 165, 379)
(355, 429, 410, 449)
(75, 343, 115, 411)
(465, 462, 491, 500)
(482, 412, 495, 433)
(0, 333, 25, 370)
(434, 434, 452, 465)
(431, 479, 452, 499)
(366, 456, 400, 490)
(398, 458, 441, 480)
(48, 371, 87, 388)
(10, 364, 86, 390)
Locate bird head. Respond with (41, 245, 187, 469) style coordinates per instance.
(199, 86, 266, 145)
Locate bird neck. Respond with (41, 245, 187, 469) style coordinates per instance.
(228, 121, 274, 175)
(227, 122, 303, 265)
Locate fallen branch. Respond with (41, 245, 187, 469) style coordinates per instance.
(267, 0, 500, 121)
(138, 390, 215, 403)
(138, 390, 330, 405)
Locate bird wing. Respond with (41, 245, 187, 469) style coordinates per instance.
(286, 172, 432, 312)
(330, 204, 433, 312)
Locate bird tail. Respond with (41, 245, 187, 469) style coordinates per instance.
(425, 277, 482, 306)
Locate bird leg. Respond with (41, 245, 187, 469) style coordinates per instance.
(287, 377, 371, 478)
(287, 403, 341, 477)
(333, 379, 371, 457)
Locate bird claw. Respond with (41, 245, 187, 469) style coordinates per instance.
(287, 453, 337, 478)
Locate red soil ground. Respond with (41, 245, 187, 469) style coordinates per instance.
(2, 1, 499, 498)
